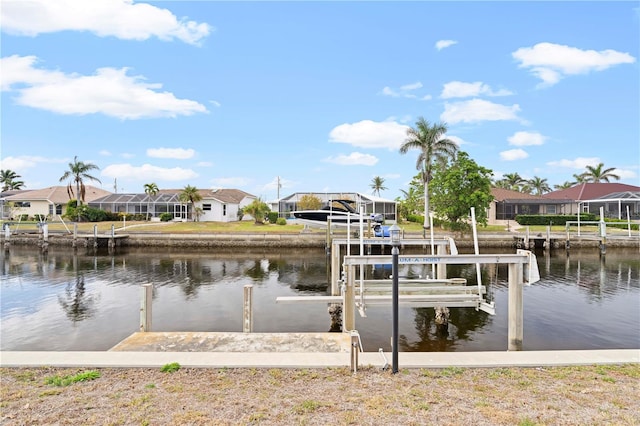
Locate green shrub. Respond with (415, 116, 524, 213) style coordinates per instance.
(515, 214, 596, 226)
(267, 212, 279, 224)
(605, 218, 639, 231)
(276, 217, 287, 225)
(407, 214, 424, 224)
(160, 213, 173, 222)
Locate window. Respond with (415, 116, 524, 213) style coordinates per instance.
(223, 204, 227, 216)
(203, 204, 212, 211)
(546, 205, 556, 214)
(15, 202, 30, 207)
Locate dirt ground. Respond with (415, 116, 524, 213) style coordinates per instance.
(1, 364, 638, 425)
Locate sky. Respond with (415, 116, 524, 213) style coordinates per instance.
(1, 0, 639, 202)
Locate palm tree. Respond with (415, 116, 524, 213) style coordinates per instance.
(497, 172, 526, 191)
(399, 117, 458, 229)
(242, 198, 271, 224)
(527, 176, 551, 195)
(179, 185, 202, 221)
(580, 163, 620, 183)
(59, 156, 101, 206)
(370, 176, 387, 196)
(553, 181, 574, 190)
(1, 169, 25, 191)
(144, 182, 159, 220)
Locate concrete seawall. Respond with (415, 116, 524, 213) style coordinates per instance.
(2, 231, 639, 249)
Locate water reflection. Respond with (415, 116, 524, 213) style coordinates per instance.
(1, 246, 638, 352)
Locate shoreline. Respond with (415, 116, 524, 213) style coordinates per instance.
(2, 230, 639, 249)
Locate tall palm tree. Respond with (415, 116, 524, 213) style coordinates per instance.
(580, 163, 620, 183)
(144, 182, 159, 220)
(399, 117, 458, 229)
(0, 169, 25, 191)
(527, 176, 551, 195)
(59, 156, 101, 206)
(497, 172, 526, 191)
(553, 181, 574, 190)
(370, 176, 387, 196)
(179, 185, 202, 221)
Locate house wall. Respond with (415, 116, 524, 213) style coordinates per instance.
(197, 200, 242, 222)
(9, 200, 51, 219)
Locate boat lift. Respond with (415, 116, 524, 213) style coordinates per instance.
(277, 209, 541, 351)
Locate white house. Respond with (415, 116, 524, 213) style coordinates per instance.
(197, 189, 256, 222)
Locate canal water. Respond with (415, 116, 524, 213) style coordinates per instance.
(1, 246, 638, 352)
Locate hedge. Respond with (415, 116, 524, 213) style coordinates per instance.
(515, 214, 597, 226)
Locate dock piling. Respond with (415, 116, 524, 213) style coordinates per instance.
(140, 284, 153, 332)
(243, 285, 253, 333)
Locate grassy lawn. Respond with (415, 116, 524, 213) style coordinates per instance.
(3, 219, 618, 235)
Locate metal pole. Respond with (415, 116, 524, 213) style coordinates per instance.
(391, 243, 399, 373)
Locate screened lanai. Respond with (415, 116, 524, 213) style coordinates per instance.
(88, 192, 189, 219)
(276, 192, 397, 222)
(581, 191, 640, 220)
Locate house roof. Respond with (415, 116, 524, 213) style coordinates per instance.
(543, 183, 640, 201)
(278, 192, 397, 204)
(491, 187, 544, 202)
(89, 188, 255, 205)
(206, 189, 254, 204)
(584, 191, 640, 202)
(5, 185, 112, 203)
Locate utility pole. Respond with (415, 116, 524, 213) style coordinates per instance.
(277, 176, 282, 200)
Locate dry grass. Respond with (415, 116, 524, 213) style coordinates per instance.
(2, 364, 639, 425)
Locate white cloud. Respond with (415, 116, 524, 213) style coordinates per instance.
(324, 152, 379, 166)
(197, 161, 213, 167)
(441, 81, 513, 99)
(614, 169, 637, 180)
(209, 100, 221, 107)
(0, 0, 211, 45)
(380, 82, 428, 99)
(500, 149, 529, 161)
(546, 157, 601, 169)
(446, 135, 467, 147)
(101, 163, 198, 181)
(329, 120, 409, 150)
(147, 147, 195, 159)
(400, 82, 423, 91)
(513, 42, 636, 87)
(441, 99, 522, 124)
(0, 155, 66, 171)
(0, 55, 208, 119)
(435, 40, 457, 50)
(261, 176, 292, 192)
(99, 150, 112, 156)
(508, 131, 546, 146)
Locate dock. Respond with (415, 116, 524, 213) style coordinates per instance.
(109, 332, 353, 353)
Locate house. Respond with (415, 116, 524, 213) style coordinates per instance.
(488, 188, 553, 225)
(274, 192, 398, 223)
(2, 185, 112, 220)
(89, 188, 257, 222)
(487, 183, 640, 225)
(199, 189, 256, 222)
(543, 182, 640, 219)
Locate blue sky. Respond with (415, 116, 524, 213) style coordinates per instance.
(1, 1, 638, 201)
